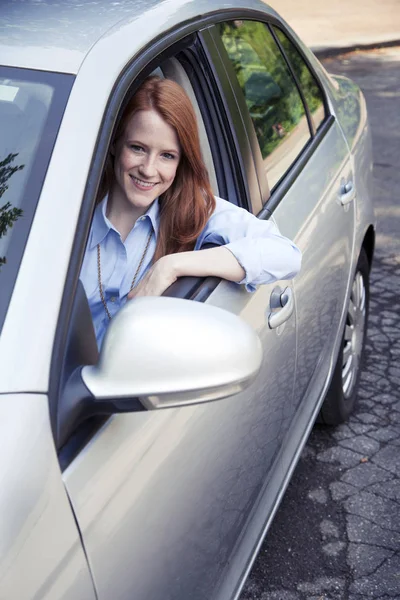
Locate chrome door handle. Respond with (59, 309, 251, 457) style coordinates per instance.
(340, 180, 355, 205)
(268, 287, 294, 329)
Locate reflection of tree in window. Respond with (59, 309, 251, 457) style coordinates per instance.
(218, 21, 308, 160)
(272, 26, 325, 131)
(0, 153, 24, 271)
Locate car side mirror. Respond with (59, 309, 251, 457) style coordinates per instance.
(57, 297, 262, 448)
(82, 296, 262, 408)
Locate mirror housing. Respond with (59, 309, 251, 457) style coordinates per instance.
(57, 296, 262, 450)
(82, 296, 262, 409)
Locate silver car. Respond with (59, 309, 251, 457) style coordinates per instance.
(0, 1, 375, 599)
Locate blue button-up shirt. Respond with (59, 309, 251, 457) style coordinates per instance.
(80, 195, 301, 348)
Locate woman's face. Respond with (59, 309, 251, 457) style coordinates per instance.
(112, 109, 181, 212)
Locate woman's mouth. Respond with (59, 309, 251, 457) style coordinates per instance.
(130, 175, 158, 191)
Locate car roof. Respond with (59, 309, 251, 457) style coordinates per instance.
(0, 0, 277, 74)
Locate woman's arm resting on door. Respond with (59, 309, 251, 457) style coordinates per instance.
(128, 246, 245, 299)
(129, 196, 302, 299)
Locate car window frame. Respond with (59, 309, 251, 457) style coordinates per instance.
(52, 22, 267, 463)
(208, 18, 335, 216)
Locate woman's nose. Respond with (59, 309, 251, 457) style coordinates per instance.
(138, 155, 157, 178)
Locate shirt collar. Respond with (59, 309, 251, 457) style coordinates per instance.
(145, 196, 161, 238)
(89, 196, 112, 250)
(89, 195, 160, 250)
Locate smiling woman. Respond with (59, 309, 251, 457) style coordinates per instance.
(79, 76, 302, 348)
(110, 109, 181, 241)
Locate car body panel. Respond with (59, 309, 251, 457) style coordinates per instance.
(211, 121, 357, 598)
(0, 0, 282, 73)
(331, 76, 375, 260)
(0, 393, 96, 600)
(63, 275, 297, 600)
(273, 121, 355, 412)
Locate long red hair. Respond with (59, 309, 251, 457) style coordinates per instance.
(98, 76, 216, 260)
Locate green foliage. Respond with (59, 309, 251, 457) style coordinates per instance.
(217, 21, 308, 159)
(273, 26, 324, 116)
(0, 153, 24, 269)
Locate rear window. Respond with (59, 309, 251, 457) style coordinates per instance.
(217, 20, 311, 191)
(0, 67, 73, 333)
(272, 26, 326, 132)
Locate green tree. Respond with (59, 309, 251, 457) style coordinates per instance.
(0, 153, 24, 270)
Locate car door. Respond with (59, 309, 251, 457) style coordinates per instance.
(0, 394, 97, 600)
(212, 19, 356, 422)
(58, 25, 298, 600)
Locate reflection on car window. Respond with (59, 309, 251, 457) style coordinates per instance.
(0, 78, 53, 269)
(272, 26, 326, 132)
(0, 67, 73, 334)
(217, 20, 311, 191)
(0, 154, 24, 269)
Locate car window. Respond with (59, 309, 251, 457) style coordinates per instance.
(0, 67, 73, 333)
(216, 20, 311, 191)
(272, 26, 326, 132)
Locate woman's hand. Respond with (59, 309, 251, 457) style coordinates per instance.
(127, 255, 178, 299)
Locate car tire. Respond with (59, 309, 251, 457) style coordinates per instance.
(319, 248, 370, 425)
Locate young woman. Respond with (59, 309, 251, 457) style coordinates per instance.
(80, 76, 301, 348)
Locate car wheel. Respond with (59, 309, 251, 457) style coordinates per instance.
(319, 248, 370, 425)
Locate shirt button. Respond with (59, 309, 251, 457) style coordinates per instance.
(110, 296, 116, 303)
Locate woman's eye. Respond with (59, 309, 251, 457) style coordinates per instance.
(131, 144, 144, 152)
(162, 152, 176, 160)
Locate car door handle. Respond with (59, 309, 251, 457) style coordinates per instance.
(268, 287, 294, 329)
(340, 180, 355, 205)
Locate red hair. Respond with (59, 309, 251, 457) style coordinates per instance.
(99, 76, 216, 260)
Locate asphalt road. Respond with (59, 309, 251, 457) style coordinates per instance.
(240, 47, 400, 600)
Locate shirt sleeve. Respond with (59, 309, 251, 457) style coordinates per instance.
(196, 197, 302, 292)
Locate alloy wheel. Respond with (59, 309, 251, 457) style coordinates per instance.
(342, 271, 367, 398)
